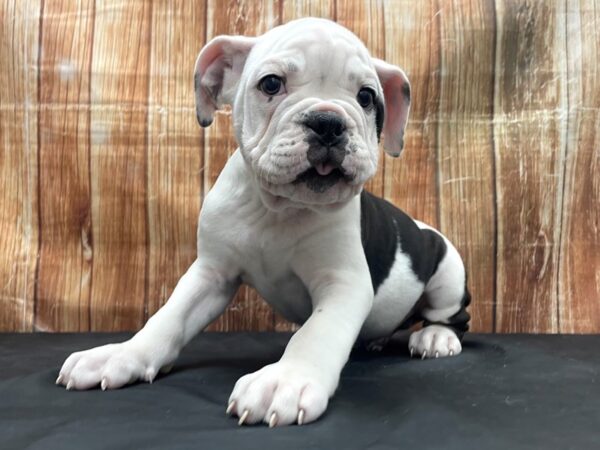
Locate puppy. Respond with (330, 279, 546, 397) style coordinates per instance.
(57, 18, 471, 427)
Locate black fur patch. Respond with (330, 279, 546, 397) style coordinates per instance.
(360, 191, 470, 342)
(194, 72, 214, 127)
(360, 191, 447, 292)
(375, 96, 385, 141)
(194, 73, 203, 126)
(402, 82, 411, 102)
(194, 72, 201, 95)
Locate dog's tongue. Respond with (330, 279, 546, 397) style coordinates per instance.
(315, 163, 335, 176)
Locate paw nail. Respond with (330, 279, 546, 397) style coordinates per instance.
(421, 351, 427, 360)
(435, 351, 439, 359)
(269, 412, 277, 428)
(101, 378, 107, 391)
(409, 347, 414, 358)
(298, 409, 305, 426)
(238, 409, 249, 426)
(226, 401, 235, 415)
(145, 368, 156, 384)
(55, 375, 63, 385)
(66, 380, 74, 391)
(449, 350, 454, 356)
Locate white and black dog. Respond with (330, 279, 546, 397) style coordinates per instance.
(57, 18, 470, 427)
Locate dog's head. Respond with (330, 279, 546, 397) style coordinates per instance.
(194, 18, 410, 211)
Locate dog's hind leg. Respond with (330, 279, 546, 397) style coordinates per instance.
(408, 223, 471, 359)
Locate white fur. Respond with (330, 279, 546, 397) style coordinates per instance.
(361, 245, 424, 340)
(409, 325, 462, 358)
(58, 19, 466, 427)
(234, 20, 381, 210)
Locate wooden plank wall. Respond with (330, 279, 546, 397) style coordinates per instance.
(0, 0, 598, 333)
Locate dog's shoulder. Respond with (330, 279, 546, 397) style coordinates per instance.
(359, 190, 447, 291)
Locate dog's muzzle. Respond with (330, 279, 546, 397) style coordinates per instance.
(294, 111, 353, 193)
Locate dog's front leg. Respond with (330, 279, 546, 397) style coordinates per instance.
(57, 259, 239, 390)
(229, 246, 373, 427)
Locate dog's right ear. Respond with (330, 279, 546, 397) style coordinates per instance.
(194, 35, 257, 127)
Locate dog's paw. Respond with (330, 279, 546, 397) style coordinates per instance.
(227, 362, 329, 427)
(56, 342, 162, 390)
(409, 325, 462, 359)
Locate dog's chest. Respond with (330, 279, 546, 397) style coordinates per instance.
(239, 249, 312, 324)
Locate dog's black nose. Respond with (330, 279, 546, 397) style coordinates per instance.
(304, 111, 347, 145)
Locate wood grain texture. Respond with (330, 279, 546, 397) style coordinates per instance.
(0, 0, 40, 331)
(88, 1, 152, 331)
(438, 0, 496, 332)
(383, 0, 441, 228)
(1, 0, 599, 333)
(35, 0, 93, 331)
(281, 0, 335, 19)
(493, 0, 567, 333)
(559, 0, 600, 333)
(203, 0, 280, 332)
(146, 1, 205, 320)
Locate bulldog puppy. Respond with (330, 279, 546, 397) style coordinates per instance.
(57, 18, 471, 427)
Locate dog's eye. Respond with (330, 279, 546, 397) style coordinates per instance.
(259, 75, 284, 96)
(357, 87, 375, 108)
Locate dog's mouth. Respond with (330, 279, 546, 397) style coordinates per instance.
(293, 164, 352, 193)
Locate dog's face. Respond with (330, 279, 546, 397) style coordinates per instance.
(195, 18, 411, 211)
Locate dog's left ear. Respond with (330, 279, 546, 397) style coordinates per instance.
(194, 35, 257, 127)
(372, 58, 411, 157)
